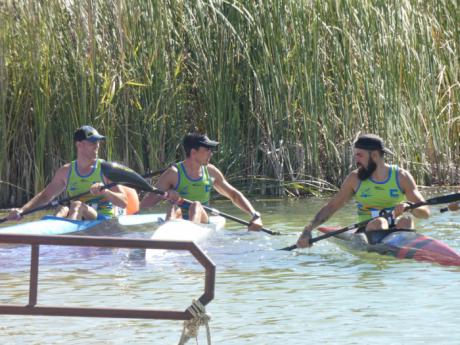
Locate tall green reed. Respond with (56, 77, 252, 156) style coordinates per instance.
(0, 0, 458, 207)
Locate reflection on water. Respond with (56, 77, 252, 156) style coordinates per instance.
(1, 198, 460, 344)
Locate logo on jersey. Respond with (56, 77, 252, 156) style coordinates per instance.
(389, 189, 400, 198)
(359, 187, 371, 198)
(68, 183, 78, 192)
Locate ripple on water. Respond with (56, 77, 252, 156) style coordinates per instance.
(1, 199, 460, 344)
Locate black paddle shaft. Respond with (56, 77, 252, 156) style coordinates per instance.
(197, 205, 282, 235)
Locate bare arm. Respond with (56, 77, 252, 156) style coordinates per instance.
(209, 165, 262, 230)
(139, 167, 177, 209)
(8, 165, 69, 220)
(92, 182, 127, 208)
(396, 169, 430, 219)
(304, 174, 356, 231)
(210, 165, 258, 215)
(23, 166, 70, 211)
(296, 173, 357, 247)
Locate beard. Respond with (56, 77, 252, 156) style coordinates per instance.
(357, 158, 377, 181)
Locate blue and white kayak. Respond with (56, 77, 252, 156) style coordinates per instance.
(0, 213, 165, 236)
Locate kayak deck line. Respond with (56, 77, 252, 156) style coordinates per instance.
(318, 226, 460, 267)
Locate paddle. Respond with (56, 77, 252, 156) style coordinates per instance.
(0, 161, 157, 224)
(279, 192, 460, 251)
(129, 182, 282, 235)
(439, 201, 460, 213)
(197, 205, 282, 236)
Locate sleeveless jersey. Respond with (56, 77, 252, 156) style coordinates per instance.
(174, 162, 213, 218)
(66, 159, 115, 218)
(354, 165, 405, 222)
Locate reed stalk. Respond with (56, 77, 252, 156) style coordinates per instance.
(0, 0, 458, 207)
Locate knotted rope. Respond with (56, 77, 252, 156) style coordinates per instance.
(177, 299, 211, 345)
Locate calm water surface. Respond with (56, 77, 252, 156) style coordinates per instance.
(1, 196, 460, 344)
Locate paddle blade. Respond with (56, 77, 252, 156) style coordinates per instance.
(425, 193, 460, 206)
(101, 161, 154, 192)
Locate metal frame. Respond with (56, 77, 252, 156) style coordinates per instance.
(0, 233, 215, 320)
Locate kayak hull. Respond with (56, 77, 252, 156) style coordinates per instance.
(0, 213, 166, 237)
(145, 216, 226, 260)
(318, 226, 460, 266)
(0, 216, 105, 236)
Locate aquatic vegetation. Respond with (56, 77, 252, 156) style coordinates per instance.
(0, 0, 458, 206)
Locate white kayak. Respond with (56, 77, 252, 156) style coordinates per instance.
(145, 216, 226, 260)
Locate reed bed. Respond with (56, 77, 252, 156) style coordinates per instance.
(0, 0, 458, 207)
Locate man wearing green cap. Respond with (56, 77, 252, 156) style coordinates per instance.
(7, 126, 127, 221)
(297, 134, 430, 248)
(141, 133, 263, 231)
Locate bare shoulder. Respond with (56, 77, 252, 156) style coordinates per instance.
(156, 164, 179, 189)
(396, 166, 417, 191)
(207, 164, 224, 180)
(397, 166, 412, 179)
(342, 170, 360, 191)
(207, 164, 222, 175)
(46, 163, 71, 189)
(54, 163, 71, 179)
(158, 164, 178, 177)
(396, 166, 416, 184)
(166, 164, 179, 175)
(324, 170, 358, 207)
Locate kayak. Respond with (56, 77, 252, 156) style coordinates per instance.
(318, 226, 460, 267)
(0, 213, 165, 236)
(151, 216, 225, 242)
(145, 216, 226, 260)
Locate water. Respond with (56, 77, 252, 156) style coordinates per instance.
(1, 198, 460, 344)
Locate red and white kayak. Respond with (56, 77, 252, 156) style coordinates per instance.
(318, 226, 460, 267)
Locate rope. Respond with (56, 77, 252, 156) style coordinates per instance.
(177, 299, 212, 345)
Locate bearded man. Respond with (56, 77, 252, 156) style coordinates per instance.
(296, 134, 430, 248)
